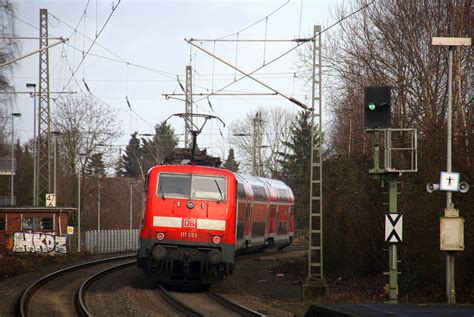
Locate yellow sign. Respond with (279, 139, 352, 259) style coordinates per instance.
(67, 226, 74, 235)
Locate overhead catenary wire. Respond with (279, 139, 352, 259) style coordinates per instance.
(216, 0, 290, 40)
(263, 17, 268, 66)
(82, 5, 87, 79)
(64, 43, 176, 79)
(55, 0, 123, 100)
(191, 0, 376, 105)
(58, 48, 154, 130)
(298, 0, 303, 38)
(48, 9, 125, 64)
(234, 33, 239, 81)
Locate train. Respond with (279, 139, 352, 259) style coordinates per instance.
(137, 164, 295, 285)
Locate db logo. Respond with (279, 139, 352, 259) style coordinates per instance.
(183, 219, 197, 228)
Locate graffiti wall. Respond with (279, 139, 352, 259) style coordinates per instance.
(12, 232, 67, 254)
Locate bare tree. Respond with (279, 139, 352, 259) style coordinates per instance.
(230, 106, 293, 177)
(53, 95, 121, 207)
(295, 0, 474, 296)
(319, 0, 472, 161)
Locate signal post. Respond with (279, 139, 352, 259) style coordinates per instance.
(364, 86, 417, 304)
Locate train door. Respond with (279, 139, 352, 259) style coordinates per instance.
(244, 203, 252, 242)
(288, 205, 295, 236)
(277, 204, 289, 236)
(268, 204, 277, 238)
(236, 201, 246, 245)
(251, 202, 265, 242)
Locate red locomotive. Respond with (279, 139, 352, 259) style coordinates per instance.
(137, 164, 295, 284)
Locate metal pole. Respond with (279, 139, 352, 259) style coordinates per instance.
(446, 46, 455, 304)
(129, 183, 133, 230)
(27, 84, 38, 206)
(53, 134, 57, 197)
(77, 157, 81, 253)
(33, 88, 38, 205)
(98, 178, 101, 231)
(446, 46, 453, 205)
(252, 117, 258, 176)
(0, 38, 66, 68)
(388, 177, 398, 304)
(11, 116, 15, 206)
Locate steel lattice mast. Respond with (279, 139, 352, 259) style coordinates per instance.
(37, 8, 52, 205)
(185, 65, 193, 147)
(304, 25, 326, 298)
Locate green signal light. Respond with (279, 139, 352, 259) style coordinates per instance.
(368, 102, 376, 111)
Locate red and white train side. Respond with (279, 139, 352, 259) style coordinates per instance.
(137, 164, 295, 284)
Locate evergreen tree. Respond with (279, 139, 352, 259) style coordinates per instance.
(278, 110, 316, 229)
(142, 121, 178, 170)
(223, 148, 240, 172)
(86, 153, 106, 177)
(114, 153, 125, 177)
(122, 132, 143, 179)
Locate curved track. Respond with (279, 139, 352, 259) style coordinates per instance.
(155, 285, 265, 317)
(18, 255, 135, 317)
(76, 260, 136, 316)
(18, 244, 305, 316)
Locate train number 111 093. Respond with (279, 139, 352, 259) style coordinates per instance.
(180, 232, 197, 238)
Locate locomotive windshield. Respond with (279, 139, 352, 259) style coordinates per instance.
(157, 173, 226, 201)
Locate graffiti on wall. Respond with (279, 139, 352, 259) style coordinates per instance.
(12, 232, 67, 254)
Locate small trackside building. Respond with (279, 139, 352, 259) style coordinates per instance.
(0, 207, 75, 255)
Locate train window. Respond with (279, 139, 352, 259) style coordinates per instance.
(192, 175, 227, 201)
(237, 183, 246, 199)
(277, 188, 289, 201)
(251, 185, 267, 201)
(157, 173, 192, 198)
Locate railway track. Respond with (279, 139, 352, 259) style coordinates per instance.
(17, 255, 135, 317)
(18, 244, 304, 316)
(155, 285, 265, 317)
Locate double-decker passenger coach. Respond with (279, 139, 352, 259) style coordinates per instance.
(137, 164, 294, 285)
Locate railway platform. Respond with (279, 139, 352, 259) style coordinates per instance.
(305, 303, 474, 317)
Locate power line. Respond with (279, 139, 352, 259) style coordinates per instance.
(64, 43, 176, 79)
(193, 0, 375, 104)
(48, 10, 177, 80)
(216, 0, 290, 40)
(55, 0, 122, 100)
(6, 11, 39, 31)
(48, 9, 126, 63)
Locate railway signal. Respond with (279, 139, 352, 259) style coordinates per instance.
(364, 86, 391, 129)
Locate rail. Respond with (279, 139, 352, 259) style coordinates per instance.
(76, 260, 136, 316)
(18, 254, 135, 317)
(155, 285, 204, 317)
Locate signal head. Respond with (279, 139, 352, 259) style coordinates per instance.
(364, 86, 391, 129)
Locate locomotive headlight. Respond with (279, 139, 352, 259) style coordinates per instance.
(156, 232, 165, 240)
(208, 250, 222, 264)
(152, 245, 167, 260)
(212, 236, 221, 244)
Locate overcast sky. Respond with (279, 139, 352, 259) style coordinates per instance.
(10, 0, 345, 160)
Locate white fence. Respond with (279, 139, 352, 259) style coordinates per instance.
(85, 229, 140, 254)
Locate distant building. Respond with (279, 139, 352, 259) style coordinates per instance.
(0, 207, 75, 255)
